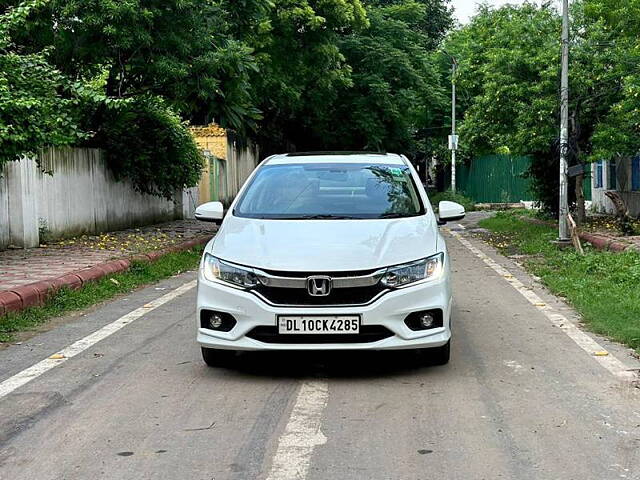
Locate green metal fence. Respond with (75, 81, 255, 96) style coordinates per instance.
(446, 155, 592, 203)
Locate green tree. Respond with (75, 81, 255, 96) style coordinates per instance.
(445, 2, 617, 214)
(317, 1, 450, 156)
(250, 0, 453, 160)
(585, 0, 640, 161)
(0, 0, 82, 166)
(4, 0, 261, 131)
(90, 96, 203, 199)
(247, 0, 368, 156)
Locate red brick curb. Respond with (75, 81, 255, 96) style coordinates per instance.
(0, 235, 211, 316)
(518, 215, 639, 253)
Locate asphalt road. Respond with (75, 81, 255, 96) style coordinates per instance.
(1, 215, 639, 480)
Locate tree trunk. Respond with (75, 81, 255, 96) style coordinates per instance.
(575, 173, 585, 225)
(604, 190, 634, 236)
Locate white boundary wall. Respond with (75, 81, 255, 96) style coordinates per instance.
(0, 148, 198, 249)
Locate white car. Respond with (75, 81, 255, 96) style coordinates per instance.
(195, 152, 465, 366)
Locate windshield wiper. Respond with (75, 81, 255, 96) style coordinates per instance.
(379, 213, 408, 219)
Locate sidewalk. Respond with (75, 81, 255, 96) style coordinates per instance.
(0, 220, 216, 313)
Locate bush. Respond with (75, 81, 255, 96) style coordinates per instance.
(90, 96, 203, 199)
(0, 52, 82, 167)
(429, 190, 476, 212)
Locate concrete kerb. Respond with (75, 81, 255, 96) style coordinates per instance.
(0, 235, 211, 315)
(518, 216, 639, 253)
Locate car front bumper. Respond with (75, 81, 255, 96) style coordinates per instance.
(196, 272, 452, 351)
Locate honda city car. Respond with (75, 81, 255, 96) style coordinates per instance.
(194, 152, 465, 366)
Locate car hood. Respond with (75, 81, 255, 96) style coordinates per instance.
(210, 215, 439, 272)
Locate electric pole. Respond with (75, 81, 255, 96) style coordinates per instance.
(559, 0, 570, 241)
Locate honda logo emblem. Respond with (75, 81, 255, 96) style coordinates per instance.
(307, 276, 332, 297)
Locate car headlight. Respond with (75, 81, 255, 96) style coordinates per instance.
(381, 253, 444, 288)
(202, 254, 258, 288)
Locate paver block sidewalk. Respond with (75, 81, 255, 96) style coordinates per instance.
(0, 220, 216, 311)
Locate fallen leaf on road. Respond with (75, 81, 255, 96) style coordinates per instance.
(143, 303, 154, 308)
(49, 353, 65, 360)
(594, 351, 609, 357)
(534, 302, 546, 307)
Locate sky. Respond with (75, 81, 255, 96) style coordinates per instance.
(450, 0, 561, 24)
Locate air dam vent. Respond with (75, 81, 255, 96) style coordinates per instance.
(246, 325, 394, 344)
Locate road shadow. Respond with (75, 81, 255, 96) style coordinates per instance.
(206, 349, 449, 380)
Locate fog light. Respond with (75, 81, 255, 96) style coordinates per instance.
(209, 314, 224, 329)
(404, 309, 443, 331)
(200, 310, 236, 332)
(419, 313, 435, 329)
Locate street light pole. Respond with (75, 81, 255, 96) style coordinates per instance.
(451, 59, 457, 193)
(559, 0, 570, 241)
(442, 50, 458, 193)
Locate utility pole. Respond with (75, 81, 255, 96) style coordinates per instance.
(559, 0, 570, 241)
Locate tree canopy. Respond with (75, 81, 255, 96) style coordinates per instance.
(1, 0, 454, 195)
(7, 0, 640, 211)
(443, 0, 640, 213)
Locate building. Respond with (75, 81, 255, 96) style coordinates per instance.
(591, 156, 640, 217)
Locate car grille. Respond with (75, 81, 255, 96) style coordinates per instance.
(246, 325, 394, 344)
(249, 267, 389, 306)
(253, 283, 387, 306)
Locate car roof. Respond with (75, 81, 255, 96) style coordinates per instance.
(264, 152, 406, 166)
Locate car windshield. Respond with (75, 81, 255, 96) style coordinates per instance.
(234, 163, 425, 220)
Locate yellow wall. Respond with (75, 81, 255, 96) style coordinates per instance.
(189, 124, 227, 205)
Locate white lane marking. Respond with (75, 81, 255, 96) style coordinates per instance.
(266, 380, 329, 480)
(0, 280, 197, 399)
(449, 230, 637, 382)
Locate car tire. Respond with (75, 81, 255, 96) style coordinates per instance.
(421, 341, 450, 366)
(201, 347, 235, 367)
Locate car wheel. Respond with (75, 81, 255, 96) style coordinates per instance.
(201, 347, 235, 367)
(420, 341, 450, 366)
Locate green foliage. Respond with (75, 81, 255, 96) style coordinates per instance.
(0, 1, 82, 167)
(444, 5, 563, 213)
(327, 2, 449, 155)
(252, 0, 453, 159)
(1, 0, 454, 188)
(449, 5, 559, 156)
(89, 96, 203, 199)
(444, 0, 640, 213)
(249, 0, 369, 155)
(584, 0, 640, 161)
(0, 51, 81, 165)
(429, 190, 476, 212)
(7, 0, 262, 132)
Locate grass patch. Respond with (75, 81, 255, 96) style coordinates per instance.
(430, 190, 476, 212)
(0, 247, 203, 343)
(479, 211, 640, 354)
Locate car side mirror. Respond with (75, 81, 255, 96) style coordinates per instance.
(437, 201, 465, 225)
(195, 201, 224, 224)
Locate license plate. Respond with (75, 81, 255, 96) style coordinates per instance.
(277, 315, 360, 334)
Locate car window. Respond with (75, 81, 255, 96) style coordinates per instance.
(234, 163, 425, 219)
